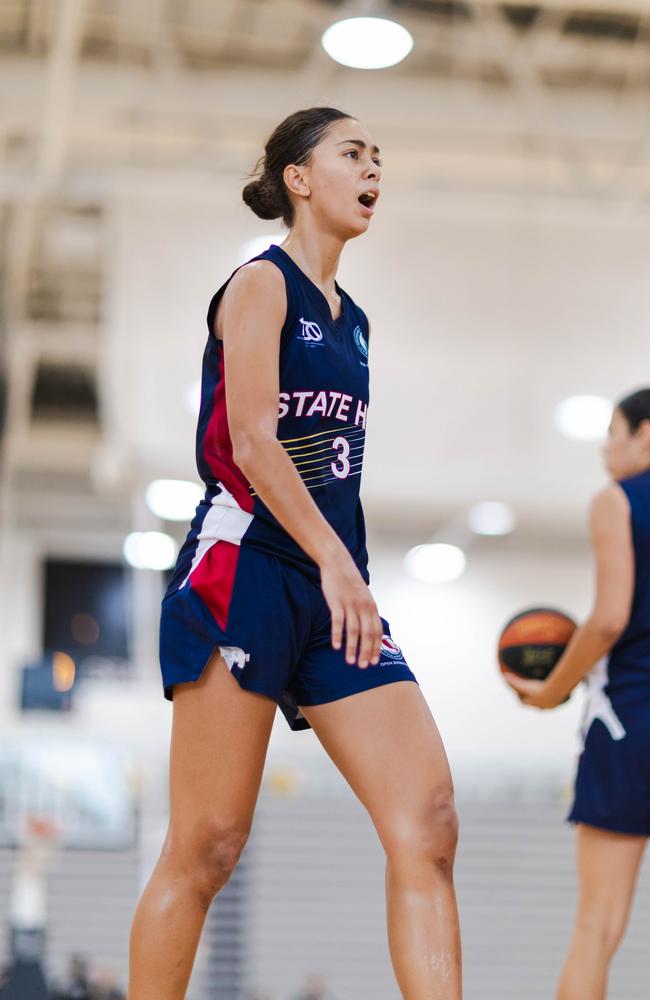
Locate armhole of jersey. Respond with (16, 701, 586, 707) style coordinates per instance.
(206, 279, 230, 341)
(205, 256, 294, 346)
(356, 303, 370, 343)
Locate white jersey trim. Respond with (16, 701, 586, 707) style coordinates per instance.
(180, 484, 254, 588)
(580, 657, 626, 749)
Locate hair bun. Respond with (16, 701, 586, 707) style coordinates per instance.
(242, 108, 351, 227)
(242, 174, 282, 221)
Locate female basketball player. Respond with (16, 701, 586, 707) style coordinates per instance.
(505, 388, 650, 999)
(128, 108, 462, 1000)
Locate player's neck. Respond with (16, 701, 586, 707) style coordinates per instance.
(281, 226, 344, 297)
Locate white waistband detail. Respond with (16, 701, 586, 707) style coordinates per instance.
(580, 657, 626, 749)
(180, 484, 254, 588)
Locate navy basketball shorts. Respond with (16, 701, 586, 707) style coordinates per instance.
(159, 544, 418, 731)
(568, 718, 650, 836)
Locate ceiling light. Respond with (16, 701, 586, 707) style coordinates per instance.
(554, 395, 612, 442)
(145, 479, 203, 522)
(468, 501, 516, 536)
(321, 17, 414, 70)
(404, 543, 466, 584)
(123, 532, 177, 571)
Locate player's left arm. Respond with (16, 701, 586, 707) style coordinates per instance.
(505, 484, 634, 709)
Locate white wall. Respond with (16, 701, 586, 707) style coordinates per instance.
(105, 175, 650, 527)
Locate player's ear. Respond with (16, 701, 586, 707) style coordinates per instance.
(283, 164, 310, 200)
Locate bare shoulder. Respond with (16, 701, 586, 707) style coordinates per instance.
(222, 260, 285, 312)
(215, 260, 286, 337)
(590, 483, 630, 529)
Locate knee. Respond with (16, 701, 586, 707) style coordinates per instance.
(164, 818, 250, 908)
(576, 907, 628, 959)
(384, 786, 459, 876)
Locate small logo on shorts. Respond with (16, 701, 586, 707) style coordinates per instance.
(354, 325, 368, 362)
(298, 318, 324, 346)
(380, 635, 403, 659)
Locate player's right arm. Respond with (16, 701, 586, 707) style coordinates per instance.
(216, 260, 382, 669)
(587, 484, 635, 639)
(505, 484, 634, 708)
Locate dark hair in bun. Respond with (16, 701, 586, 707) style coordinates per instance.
(243, 107, 352, 227)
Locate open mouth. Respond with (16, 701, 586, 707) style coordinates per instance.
(358, 191, 378, 208)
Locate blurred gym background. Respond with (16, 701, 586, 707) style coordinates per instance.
(0, 0, 649, 997)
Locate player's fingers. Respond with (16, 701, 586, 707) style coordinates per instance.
(363, 613, 382, 666)
(345, 608, 360, 665)
(371, 615, 383, 664)
(357, 611, 376, 668)
(330, 606, 344, 651)
(503, 671, 527, 693)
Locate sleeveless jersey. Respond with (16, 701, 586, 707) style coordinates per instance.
(603, 468, 650, 722)
(165, 244, 371, 598)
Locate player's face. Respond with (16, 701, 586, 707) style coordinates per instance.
(603, 407, 650, 480)
(302, 118, 382, 239)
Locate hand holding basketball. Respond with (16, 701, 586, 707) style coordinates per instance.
(498, 606, 577, 709)
(502, 673, 566, 709)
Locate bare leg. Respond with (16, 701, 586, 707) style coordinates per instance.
(128, 654, 276, 1000)
(557, 824, 646, 1000)
(301, 682, 462, 1000)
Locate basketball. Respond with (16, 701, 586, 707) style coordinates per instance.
(498, 607, 577, 681)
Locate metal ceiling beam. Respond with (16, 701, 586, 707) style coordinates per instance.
(469, 0, 644, 12)
(39, 0, 86, 189)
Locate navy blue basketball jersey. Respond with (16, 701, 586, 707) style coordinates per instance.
(569, 468, 650, 833)
(164, 244, 371, 619)
(605, 469, 650, 717)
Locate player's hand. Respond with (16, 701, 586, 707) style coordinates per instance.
(320, 553, 382, 668)
(502, 673, 564, 710)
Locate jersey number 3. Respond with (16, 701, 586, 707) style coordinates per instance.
(331, 436, 351, 479)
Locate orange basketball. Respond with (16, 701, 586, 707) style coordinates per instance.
(498, 607, 577, 681)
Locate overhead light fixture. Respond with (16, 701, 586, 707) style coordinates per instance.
(321, 17, 414, 70)
(468, 501, 516, 536)
(145, 479, 203, 522)
(554, 395, 612, 442)
(404, 543, 466, 584)
(123, 532, 177, 571)
(238, 234, 286, 265)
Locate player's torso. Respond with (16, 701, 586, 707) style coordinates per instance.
(168, 244, 373, 594)
(606, 469, 650, 712)
(274, 252, 369, 499)
(243, 245, 371, 572)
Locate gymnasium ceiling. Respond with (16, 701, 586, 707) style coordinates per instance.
(2, 0, 649, 205)
(1, 0, 649, 539)
(1, 0, 650, 84)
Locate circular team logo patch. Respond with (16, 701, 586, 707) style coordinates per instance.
(380, 635, 403, 659)
(354, 325, 368, 359)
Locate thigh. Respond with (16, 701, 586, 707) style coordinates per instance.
(169, 652, 277, 839)
(288, 609, 417, 722)
(575, 824, 646, 912)
(300, 681, 454, 845)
